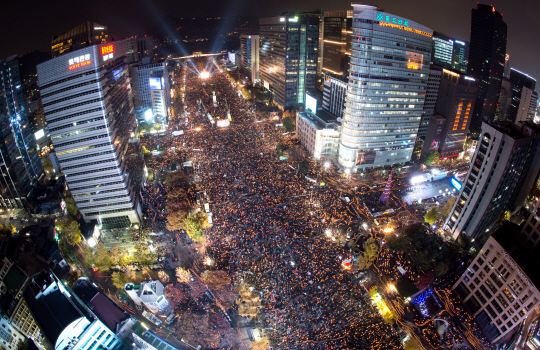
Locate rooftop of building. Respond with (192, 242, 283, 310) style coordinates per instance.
(72, 278, 128, 332)
(431, 113, 447, 121)
(141, 330, 186, 350)
(138, 280, 165, 304)
(4, 264, 27, 293)
(23, 271, 88, 345)
(298, 110, 340, 131)
(0, 263, 28, 317)
(492, 222, 540, 290)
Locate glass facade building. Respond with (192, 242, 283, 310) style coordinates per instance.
(240, 35, 259, 82)
(0, 57, 44, 208)
(322, 10, 353, 80)
(452, 39, 469, 74)
(431, 32, 453, 68)
(431, 32, 469, 74)
(129, 62, 171, 125)
(259, 14, 319, 109)
(37, 40, 145, 229)
(338, 4, 433, 170)
(51, 22, 108, 58)
(506, 68, 537, 123)
(467, 4, 507, 135)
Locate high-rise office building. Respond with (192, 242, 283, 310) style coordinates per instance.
(322, 74, 347, 118)
(417, 66, 442, 138)
(507, 68, 537, 124)
(431, 32, 453, 68)
(338, 4, 432, 170)
(129, 61, 171, 125)
(239, 35, 260, 82)
(443, 121, 540, 240)
(321, 10, 353, 80)
(320, 10, 352, 118)
(0, 56, 44, 208)
(125, 36, 153, 64)
(495, 68, 537, 125)
(451, 39, 469, 74)
(431, 32, 469, 74)
(453, 221, 540, 343)
(495, 77, 513, 121)
(467, 4, 507, 135)
(259, 14, 319, 109)
(51, 22, 108, 58)
(37, 40, 145, 230)
(422, 69, 478, 159)
(515, 88, 539, 126)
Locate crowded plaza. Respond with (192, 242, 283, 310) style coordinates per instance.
(137, 57, 408, 349)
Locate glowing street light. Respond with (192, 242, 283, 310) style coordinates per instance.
(325, 229, 332, 237)
(87, 237, 96, 248)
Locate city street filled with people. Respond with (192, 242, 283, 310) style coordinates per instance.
(137, 58, 406, 349)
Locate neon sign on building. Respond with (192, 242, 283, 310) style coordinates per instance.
(68, 54, 91, 70)
(377, 13, 408, 27)
(101, 45, 114, 61)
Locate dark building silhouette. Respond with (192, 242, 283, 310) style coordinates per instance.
(467, 4, 507, 136)
(51, 22, 108, 58)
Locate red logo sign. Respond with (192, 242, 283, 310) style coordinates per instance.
(101, 45, 114, 55)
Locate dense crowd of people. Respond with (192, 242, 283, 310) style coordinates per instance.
(137, 58, 493, 350)
(162, 59, 403, 349)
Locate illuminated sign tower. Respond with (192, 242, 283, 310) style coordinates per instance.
(37, 41, 145, 229)
(338, 4, 433, 170)
(0, 56, 44, 208)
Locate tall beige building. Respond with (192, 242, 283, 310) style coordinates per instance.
(453, 222, 540, 343)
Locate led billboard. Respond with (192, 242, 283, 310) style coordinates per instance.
(34, 129, 45, 140)
(306, 93, 317, 113)
(149, 77, 162, 90)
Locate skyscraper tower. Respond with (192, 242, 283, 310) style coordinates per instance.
(0, 56, 44, 208)
(259, 14, 319, 109)
(467, 4, 507, 135)
(37, 40, 145, 229)
(338, 3, 432, 170)
(51, 22, 108, 58)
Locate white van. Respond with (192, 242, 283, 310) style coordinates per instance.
(165, 313, 177, 325)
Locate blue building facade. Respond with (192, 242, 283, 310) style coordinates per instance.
(0, 56, 44, 208)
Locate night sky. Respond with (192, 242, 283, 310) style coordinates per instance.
(2, 0, 539, 82)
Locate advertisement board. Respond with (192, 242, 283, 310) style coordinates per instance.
(34, 129, 45, 140)
(357, 150, 376, 165)
(449, 177, 462, 190)
(306, 93, 317, 113)
(149, 77, 162, 90)
(217, 119, 230, 128)
(228, 52, 236, 64)
(430, 123, 444, 150)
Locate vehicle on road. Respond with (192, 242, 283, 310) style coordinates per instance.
(165, 312, 177, 325)
(142, 311, 162, 326)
